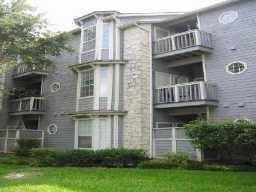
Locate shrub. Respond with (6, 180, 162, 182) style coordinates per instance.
(138, 153, 190, 169)
(30, 148, 147, 167)
(0, 154, 30, 165)
(15, 139, 41, 156)
(30, 148, 60, 166)
(163, 153, 189, 167)
(185, 120, 256, 165)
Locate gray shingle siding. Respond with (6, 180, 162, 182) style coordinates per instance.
(200, 0, 256, 119)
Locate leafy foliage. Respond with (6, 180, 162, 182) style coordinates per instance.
(184, 120, 256, 164)
(30, 148, 147, 167)
(15, 139, 41, 156)
(0, 0, 72, 73)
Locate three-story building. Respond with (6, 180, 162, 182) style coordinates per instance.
(0, 0, 255, 160)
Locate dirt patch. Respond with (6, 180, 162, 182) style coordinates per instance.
(4, 171, 41, 180)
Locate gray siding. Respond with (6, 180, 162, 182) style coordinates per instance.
(200, 0, 256, 120)
(39, 32, 80, 149)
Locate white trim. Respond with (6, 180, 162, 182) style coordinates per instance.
(115, 18, 121, 60)
(47, 124, 58, 135)
(113, 115, 119, 148)
(226, 61, 247, 75)
(196, 13, 201, 29)
(76, 71, 81, 112)
(218, 10, 238, 25)
(74, 120, 78, 149)
(114, 64, 120, 110)
(96, 17, 103, 60)
(118, 12, 182, 18)
(94, 65, 100, 110)
(202, 54, 207, 81)
(109, 21, 114, 59)
(50, 82, 61, 93)
(234, 118, 251, 123)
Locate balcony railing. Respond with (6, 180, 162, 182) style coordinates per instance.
(153, 30, 213, 57)
(10, 97, 46, 114)
(13, 64, 48, 78)
(0, 129, 44, 153)
(155, 81, 217, 106)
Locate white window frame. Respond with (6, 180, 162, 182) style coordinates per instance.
(226, 61, 247, 75)
(74, 117, 111, 150)
(76, 119, 94, 149)
(80, 25, 96, 62)
(79, 68, 95, 98)
(47, 124, 58, 135)
(50, 82, 61, 93)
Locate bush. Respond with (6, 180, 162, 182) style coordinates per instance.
(30, 148, 147, 167)
(15, 139, 41, 156)
(185, 120, 256, 165)
(138, 153, 190, 169)
(0, 154, 30, 165)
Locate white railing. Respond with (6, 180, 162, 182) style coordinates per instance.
(155, 81, 217, 104)
(10, 97, 45, 113)
(0, 129, 44, 153)
(14, 64, 48, 76)
(153, 125, 201, 160)
(153, 30, 213, 55)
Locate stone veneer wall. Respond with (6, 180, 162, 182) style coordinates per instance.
(122, 24, 152, 153)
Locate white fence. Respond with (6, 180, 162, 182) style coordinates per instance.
(0, 129, 44, 153)
(153, 123, 201, 160)
(155, 81, 217, 104)
(153, 29, 213, 55)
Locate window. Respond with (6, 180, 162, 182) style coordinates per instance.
(102, 23, 110, 49)
(78, 120, 93, 148)
(80, 70, 94, 97)
(219, 11, 238, 24)
(47, 124, 58, 135)
(81, 26, 96, 62)
(234, 118, 251, 123)
(50, 82, 61, 93)
(226, 62, 247, 74)
(99, 67, 110, 97)
(101, 23, 110, 60)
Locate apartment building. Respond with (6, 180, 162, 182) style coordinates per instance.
(0, 0, 255, 160)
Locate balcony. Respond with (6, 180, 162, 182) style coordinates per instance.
(9, 97, 46, 115)
(153, 30, 213, 59)
(13, 64, 48, 79)
(155, 81, 218, 108)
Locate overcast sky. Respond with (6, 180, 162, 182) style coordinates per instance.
(28, 0, 226, 32)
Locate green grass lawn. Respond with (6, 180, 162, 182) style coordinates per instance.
(0, 165, 256, 192)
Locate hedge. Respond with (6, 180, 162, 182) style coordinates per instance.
(185, 120, 256, 165)
(30, 148, 147, 167)
(15, 139, 41, 156)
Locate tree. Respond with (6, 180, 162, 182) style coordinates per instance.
(0, 0, 72, 73)
(0, 0, 72, 109)
(185, 120, 256, 165)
